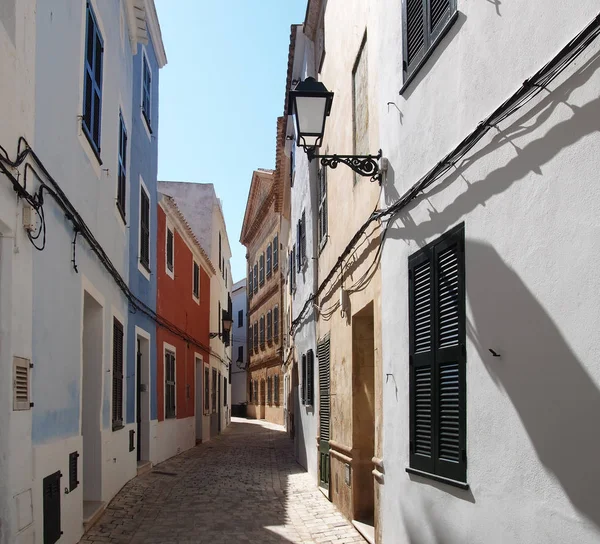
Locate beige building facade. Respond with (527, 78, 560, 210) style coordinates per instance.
(241, 166, 289, 426)
(295, 0, 384, 540)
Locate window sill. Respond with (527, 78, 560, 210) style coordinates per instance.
(405, 467, 469, 490)
(82, 123, 103, 165)
(116, 202, 127, 225)
(142, 109, 153, 137)
(138, 260, 151, 281)
(399, 10, 460, 96)
(319, 236, 328, 255)
(112, 423, 124, 432)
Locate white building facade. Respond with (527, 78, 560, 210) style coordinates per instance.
(376, 2, 600, 543)
(0, 1, 36, 542)
(231, 279, 248, 412)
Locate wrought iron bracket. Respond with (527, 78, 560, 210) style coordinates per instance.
(306, 148, 382, 183)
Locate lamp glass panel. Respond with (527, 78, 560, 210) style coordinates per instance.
(295, 96, 327, 140)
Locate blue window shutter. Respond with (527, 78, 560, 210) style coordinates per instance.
(82, 3, 103, 156)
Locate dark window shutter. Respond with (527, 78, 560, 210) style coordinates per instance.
(112, 319, 124, 429)
(167, 229, 173, 271)
(408, 223, 466, 483)
(296, 221, 302, 271)
(301, 211, 306, 262)
(267, 244, 272, 276)
(193, 262, 200, 297)
(273, 235, 279, 269)
(69, 452, 79, 492)
(306, 350, 314, 405)
(430, 0, 452, 38)
(301, 354, 307, 405)
(253, 264, 258, 294)
(274, 306, 279, 342)
(140, 189, 150, 270)
(403, 0, 426, 71)
(43, 471, 62, 544)
(267, 311, 272, 342)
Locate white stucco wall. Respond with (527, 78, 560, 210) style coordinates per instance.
(231, 280, 248, 407)
(377, 1, 600, 543)
(0, 1, 36, 542)
(288, 27, 320, 482)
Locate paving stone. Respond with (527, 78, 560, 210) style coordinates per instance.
(79, 418, 363, 544)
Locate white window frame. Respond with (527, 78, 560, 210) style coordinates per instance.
(163, 342, 177, 419)
(140, 46, 152, 141)
(192, 259, 200, 304)
(203, 361, 210, 415)
(138, 176, 151, 280)
(165, 219, 175, 279)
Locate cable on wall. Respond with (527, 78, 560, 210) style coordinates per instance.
(289, 11, 600, 335)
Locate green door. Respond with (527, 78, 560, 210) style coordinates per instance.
(318, 338, 331, 489)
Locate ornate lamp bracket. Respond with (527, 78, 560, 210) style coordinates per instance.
(306, 148, 383, 184)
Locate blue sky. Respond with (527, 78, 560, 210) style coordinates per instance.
(154, 0, 307, 282)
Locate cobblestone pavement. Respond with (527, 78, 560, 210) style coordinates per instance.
(80, 418, 365, 544)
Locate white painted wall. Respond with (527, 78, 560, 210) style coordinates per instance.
(288, 27, 320, 482)
(376, 1, 600, 542)
(151, 417, 195, 465)
(0, 1, 36, 542)
(231, 280, 248, 407)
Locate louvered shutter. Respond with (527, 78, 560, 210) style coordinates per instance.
(429, 0, 453, 41)
(408, 223, 466, 483)
(43, 471, 62, 544)
(301, 355, 307, 405)
(318, 339, 331, 441)
(166, 229, 173, 271)
(112, 319, 124, 429)
(409, 250, 435, 475)
(403, 0, 426, 72)
(433, 228, 466, 482)
(306, 350, 314, 406)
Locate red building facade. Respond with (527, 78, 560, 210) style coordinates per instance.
(155, 195, 214, 463)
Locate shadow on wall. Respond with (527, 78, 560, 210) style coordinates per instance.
(467, 241, 600, 530)
(384, 49, 600, 244)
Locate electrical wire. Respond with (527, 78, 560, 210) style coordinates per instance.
(290, 10, 600, 335)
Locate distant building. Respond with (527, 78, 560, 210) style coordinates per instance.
(156, 194, 214, 462)
(231, 279, 248, 415)
(240, 165, 289, 425)
(158, 181, 232, 439)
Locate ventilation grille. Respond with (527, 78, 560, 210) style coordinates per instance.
(13, 357, 31, 411)
(437, 245, 460, 348)
(438, 361, 460, 461)
(431, 0, 451, 31)
(69, 452, 79, 492)
(413, 261, 432, 353)
(414, 366, 432, 456)
(406, 0, 425, 64)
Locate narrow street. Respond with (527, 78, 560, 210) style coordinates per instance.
(80, 419, 364, 544)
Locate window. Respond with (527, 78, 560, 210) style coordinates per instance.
(408, 223, 466, 485)
(259, 253, 265, 285)
(290, 143, 296, 186)
(224, 377, 228, 406)
(352, 35, 369, 184)
(166, 228, 174, 273)
(249, 324, 253, 352)
(238, 309, 243, 328)
(83, 2, 104, 156)
(289, 248, 296, 294)
(267, 310, 273, 342)
(273, 234, 279, 270)
(165, 350, 176, 419)
(13, 357, 31, 411)
(253, 263, 258, 294)
(139, 185, 150, 272)
(204, 365, 210, 413)
(253, 323, 258, 352)
(318, 167, 328, 248)
(274, 374, 280, 405)
(266, 243, 272, 278)
(193, 261, 200, 299)
(116, 113, 127, 219)
(212, 368, 217, 412)
(218, 232, 222, 270)
(238, 345, 243, 363)
(259, 316, 265, 347)
(112, 318, 124, 429)
(218, 302, 221, 336)
(273, 307, 280, 344)
(301, 354, 306, 405)
(248, 267, 253, 299)
(267, 376, 272, 405)
(402, 0, 457, 85)
(253, 380, 258, 404)
(142, 53, 152, 130)
(297, 212, 306, 271)
(305, 350, 314, 406)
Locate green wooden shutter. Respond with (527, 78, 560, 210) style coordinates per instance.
(301, 354, 307, 405)
(409, 250, 435, 475)
(306, 350, 314, 406)
(433, 227, 466, 483)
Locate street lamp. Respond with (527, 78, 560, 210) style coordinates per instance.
(287, 77, 382, 183)
(210, 311, 233, 340)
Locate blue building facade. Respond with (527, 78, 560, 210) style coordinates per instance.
(127, 26, 167, 462)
